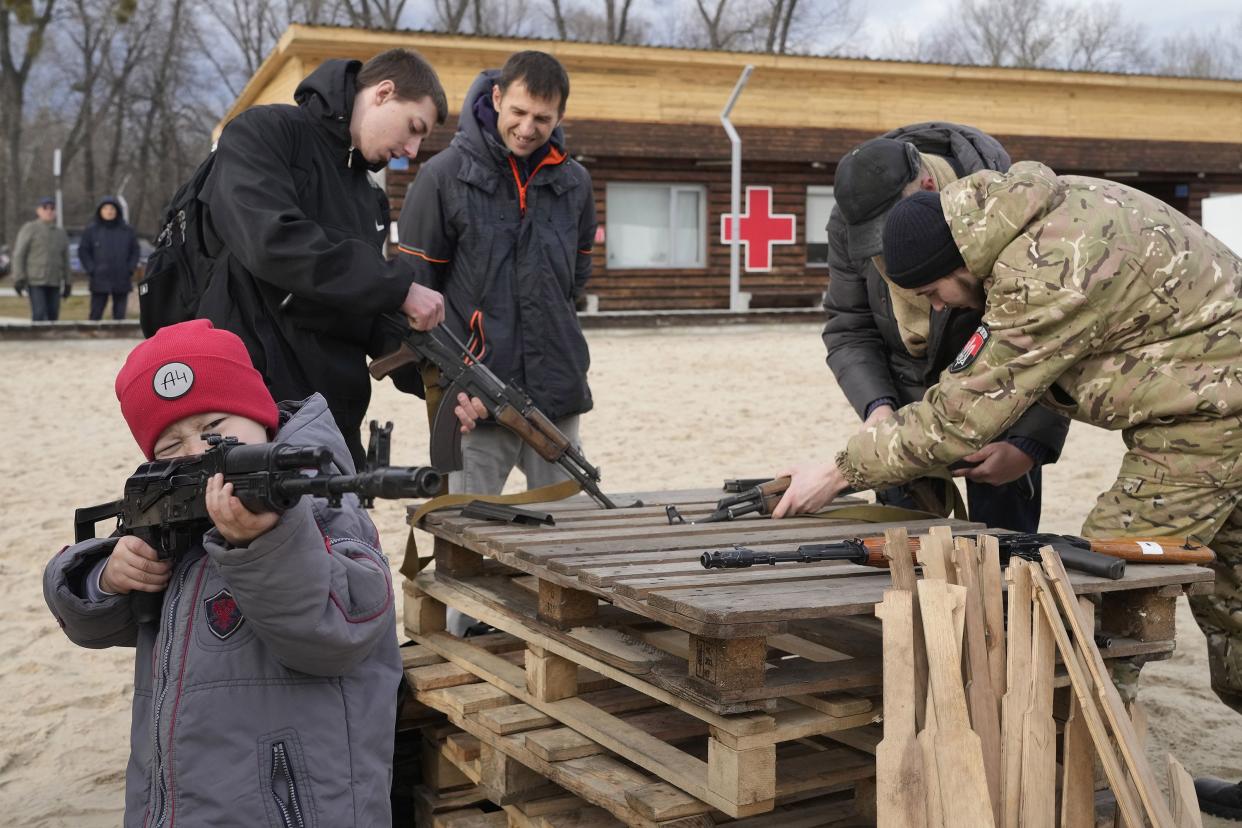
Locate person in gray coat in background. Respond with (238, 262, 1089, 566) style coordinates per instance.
(44, 320, 400, 828)
(821, 123, 1069, 531)
(79, 195, 140, 320)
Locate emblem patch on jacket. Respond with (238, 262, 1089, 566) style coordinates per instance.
(949, 325, 990, 373)
(204, 589, 245, 640)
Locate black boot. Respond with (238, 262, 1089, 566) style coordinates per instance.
(1196, 776, 1242, 820)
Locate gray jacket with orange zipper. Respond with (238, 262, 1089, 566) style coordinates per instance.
(43, 394, 401, 828)
(396, 69, 597, 421)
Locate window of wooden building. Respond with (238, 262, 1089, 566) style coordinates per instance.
(605, 183, 707, 269)
(805, 185, 835, 267)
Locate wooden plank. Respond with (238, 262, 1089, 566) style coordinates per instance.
(1061, 693, 1096, 828)
(1018, 582, 1057, 828)
(1167, 753, 1206, 828)
(874, 590, 927, 828)
(646, 575, 894, 623)
(480, 741, 562, 804)
(979, 535, 1007, 700)
(527, 645, 579, 702)
(1040, 548, 1177, 828)
(916, 578, 996, 828)
(1028, 567, 1147, 827)
(884, 527, 928, 732)
(953, 537, 1003, 825)
(1000, 559, 1034, 828)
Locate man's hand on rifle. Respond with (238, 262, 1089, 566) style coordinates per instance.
(100, 536, 172, 595)
(453, 391, 489, 433)
(401, 282, 446, 331)
(206, 473, 280, 546)
(772, 461, 848, 519)
(952, 441, 1033, 486)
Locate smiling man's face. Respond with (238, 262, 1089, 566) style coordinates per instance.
(491, 80, 561, 158)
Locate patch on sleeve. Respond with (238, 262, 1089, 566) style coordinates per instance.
(949, 325, 991, 374)
(204, 588, 245, 640)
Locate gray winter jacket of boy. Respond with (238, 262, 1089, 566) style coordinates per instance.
(43, 394, 401, 828)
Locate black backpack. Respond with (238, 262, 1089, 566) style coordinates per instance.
(137, 152, 217, 338)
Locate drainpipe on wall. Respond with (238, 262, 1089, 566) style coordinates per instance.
(721, 65, 753, 313)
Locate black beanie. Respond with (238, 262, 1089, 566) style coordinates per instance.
(882, 190, 965, 289)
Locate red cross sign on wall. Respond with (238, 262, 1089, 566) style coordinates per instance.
(719, 186, 797, 272)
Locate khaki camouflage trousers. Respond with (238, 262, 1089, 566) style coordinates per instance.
(1082, 420, 1242, 713)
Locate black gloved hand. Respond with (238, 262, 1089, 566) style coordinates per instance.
(14, 282, 25, 298)
(62, 282, 72, 299)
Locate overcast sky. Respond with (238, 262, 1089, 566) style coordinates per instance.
(855, 0, 1241, 57)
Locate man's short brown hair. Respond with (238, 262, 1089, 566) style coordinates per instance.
(357, 48, 449, 125)
(497, 51, 570, 115)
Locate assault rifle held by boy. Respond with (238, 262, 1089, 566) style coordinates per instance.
(370, 313, 624, 509)
(74, 434, 441, 621)
(701, 534, 1216, 580)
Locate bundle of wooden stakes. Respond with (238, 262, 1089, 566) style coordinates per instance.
(874, 525, 1203, 828)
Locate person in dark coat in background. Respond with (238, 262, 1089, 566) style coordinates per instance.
(79, 196, 139, 320)
(820, 124, 1069, 531)
(197, 49, 450, 466)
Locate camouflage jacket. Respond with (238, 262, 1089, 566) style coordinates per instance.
(840, 161, 1242, 490)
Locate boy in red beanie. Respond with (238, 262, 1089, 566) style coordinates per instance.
(43, 320, 401, 827)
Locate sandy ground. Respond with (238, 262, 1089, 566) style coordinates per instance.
(2, 323, 1240, 826)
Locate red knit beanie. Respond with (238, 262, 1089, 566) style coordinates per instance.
(115, 320, 278, 459)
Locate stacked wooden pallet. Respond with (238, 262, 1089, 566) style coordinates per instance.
(401, 487, 1214, 826)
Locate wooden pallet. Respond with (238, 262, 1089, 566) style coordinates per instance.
(410, 488, 1212, 714)
(405, 628, 879, 820)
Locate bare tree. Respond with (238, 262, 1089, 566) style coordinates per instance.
(434, 0, 470, 33)
(0, 0, 57, 243)
(692, 0, 757, 50)
(339, 0, 410, 29)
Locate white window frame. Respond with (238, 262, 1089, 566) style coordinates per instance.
(605, 182, 707, 270)
(805, 185, 835, 268)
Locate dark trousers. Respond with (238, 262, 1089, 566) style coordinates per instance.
(89, 291, 128, 320)
(879, 465, 1043, 532)
(28, 285, 61, 321)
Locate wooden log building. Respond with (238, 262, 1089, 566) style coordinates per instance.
(220, 24, 1242, 311)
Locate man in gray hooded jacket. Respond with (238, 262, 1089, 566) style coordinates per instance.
(821, 123, 1069, 530)
(44, 320, 400, 827)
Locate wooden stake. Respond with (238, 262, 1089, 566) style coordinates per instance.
(917, 579, 996, 828)
(979, 535, 1007, 699)
(1001, 559, 1034, 828)
(1061, 693, 1096, 828)
(875, 590, 928, 828)
(1167, 753, 1206, 828)
(884, 527, 928, 730)
(1040, 548, 1177, 828)
(1028, 567, 1146, 827)
(1018, 584, 1057, 828)
(954, 537, 1003, 825)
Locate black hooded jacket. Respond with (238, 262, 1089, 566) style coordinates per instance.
(821, 122, 1069, 460)
(396, 70, 596, 421)
(196, 59, 415, 460)
(79, 196, 139, 293)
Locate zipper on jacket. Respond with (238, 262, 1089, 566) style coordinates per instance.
(148, 562, 195, 828)
(270, 742, 306, 828)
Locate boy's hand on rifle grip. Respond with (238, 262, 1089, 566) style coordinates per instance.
(454, 392, 489, 433)
(206, 473, 280, 546)
(772, 462, 848, 519)
(100, 536, 172, 595)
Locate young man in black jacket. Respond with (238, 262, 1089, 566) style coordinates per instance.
(821, 124, 1069, 530)
(198, 49, 449, 465)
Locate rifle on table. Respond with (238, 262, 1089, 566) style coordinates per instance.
(74, 433, 442, 623)
(370, 314, 625, 510)
(701, 534, 1216, 580)
(669, 465, 982, 525)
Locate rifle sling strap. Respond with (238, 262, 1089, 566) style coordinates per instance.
(401, 478, 583, 579)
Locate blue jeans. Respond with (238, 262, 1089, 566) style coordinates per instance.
(28, 285, 61, 321)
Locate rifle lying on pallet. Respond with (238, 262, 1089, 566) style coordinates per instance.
(701, 534, 1216, 580)
(668, 467, 982, 525)
(74, 433, 442, 623)
(370, 314, 624, 510)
